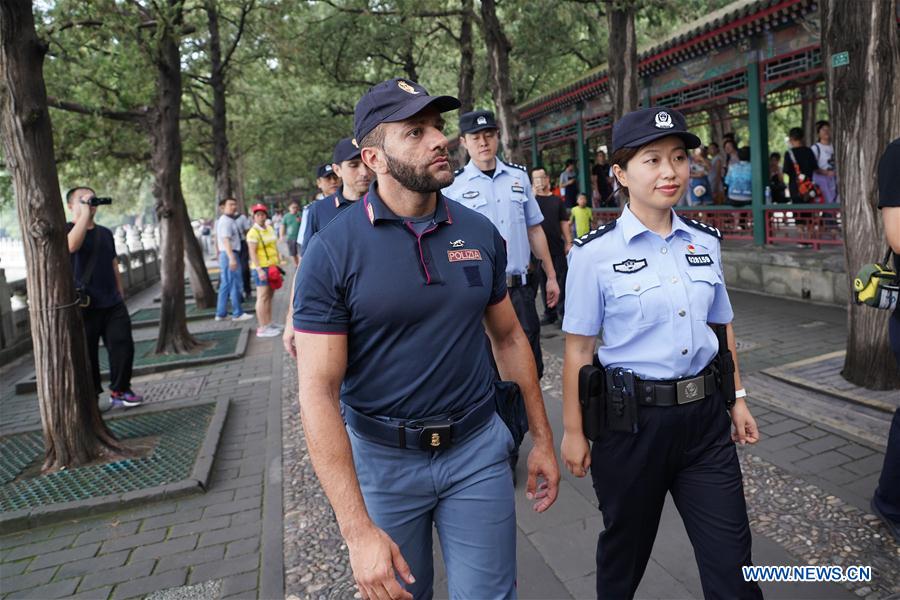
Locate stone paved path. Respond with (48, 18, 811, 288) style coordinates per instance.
(2, 271, 898, 599)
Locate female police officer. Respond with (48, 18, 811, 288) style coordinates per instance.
(560, 107, 763, 599)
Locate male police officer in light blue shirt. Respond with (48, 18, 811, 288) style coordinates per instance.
(443, 110, 559, 380)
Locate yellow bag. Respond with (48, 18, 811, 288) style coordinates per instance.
(853, 249, 898, 310)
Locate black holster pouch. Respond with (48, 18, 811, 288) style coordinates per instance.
(713, 324, 736, 408)
(605, 367, 639, 433)
(494, 381, 529, 448)
(578, 358, 606, 441)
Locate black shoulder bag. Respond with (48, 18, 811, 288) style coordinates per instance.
(76, 229, 103, 308)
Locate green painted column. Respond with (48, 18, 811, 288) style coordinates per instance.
(530, 121, 541, 169)
(747, 61, 769, 245)
(642, 76, 653, 108)
(575, 107, 590, 195)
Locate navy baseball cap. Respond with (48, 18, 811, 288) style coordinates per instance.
(459, 110, 498, 134)
(332, 137, 361, 164)
(353, 78, 461, 147)
(316, 163, 335, 179)
(611, 107, 701, 155)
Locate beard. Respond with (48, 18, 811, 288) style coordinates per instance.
(384, 151, 452, 193)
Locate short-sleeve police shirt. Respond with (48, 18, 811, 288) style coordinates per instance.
(563, 205, 733, 380)
(300, 189, 356, 251)
(294, 182, 508, 419)
(878, 137, 900, 314)
(443, 158, 543, 276)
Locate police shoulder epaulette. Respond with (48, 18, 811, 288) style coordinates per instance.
(573, 220, 617, 247)
(680, 216, 722, 240)
(505, 161, 528, 173)
(453, 167, 465, 176)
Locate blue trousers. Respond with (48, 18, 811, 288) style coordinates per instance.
(589, 391, 762, 600)
(347, 412, 517, 600)
(215, 251, 244, 318)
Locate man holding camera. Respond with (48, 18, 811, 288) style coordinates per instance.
(66, 187, 143, 409)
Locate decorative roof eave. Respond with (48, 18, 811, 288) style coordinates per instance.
(516, 0, 815, 121)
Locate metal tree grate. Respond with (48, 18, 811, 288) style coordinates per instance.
(0, 403, 215, 512)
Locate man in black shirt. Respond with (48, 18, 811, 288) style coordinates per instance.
(591, 150, 612, 207)
(532, 167, 571, 325)
(873, 137, 900, 543)
(66, 187, 142, 409)
(783, 127, 818, 202)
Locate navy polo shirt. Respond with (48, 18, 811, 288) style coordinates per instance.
(66, 223, 122, 309)
(294, 182, 508, 419)
(300, 188, 355, 252)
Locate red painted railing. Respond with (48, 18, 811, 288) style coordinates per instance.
(590, 206, 843, 250)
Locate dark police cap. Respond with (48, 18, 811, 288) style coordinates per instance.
(459, 110, 498, 135)
(353, 78, 461, 147)
(316, 163, 335, 179)
(611, 107, 701, 155)
(332, 137, 361, 164)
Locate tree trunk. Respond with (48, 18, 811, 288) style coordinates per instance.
(801, 83, 818, 145)
(0, 0, 122, 471)
(822, 0, 900, 389)
(205, 0, 234, 203)
(150, 0, 202, 355)
(606, 0, 639, 123)
(181, 202, 216, 309)
(709, 103, 730, 146)
(480, 0, 522, 164)
(456, 0, 475, 165)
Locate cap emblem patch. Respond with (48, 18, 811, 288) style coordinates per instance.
(476, 116, 487, 125)
(398, 80, 419, 94)
(351, 138, 359, 148)
(654, 111, 674, 129)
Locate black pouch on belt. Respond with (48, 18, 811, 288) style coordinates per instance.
(493, 381, 529, 447)
(578, 358, 606, 441)
(712, 324, 736, 408)
(605, 367, 639, 433)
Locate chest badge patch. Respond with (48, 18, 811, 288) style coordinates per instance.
(462, 190, 479, 199)
(511, 184, 525, 193)
(450, 239, 465, 248)
(613, 258, 648, 274)
(685, 253, 713, 266)
(448, 249, 482, 262)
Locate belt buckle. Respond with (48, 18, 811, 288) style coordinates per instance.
(419, 422, 453, 450)
(676, 375, 705, 404)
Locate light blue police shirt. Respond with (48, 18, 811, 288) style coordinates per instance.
(443, 158, 543, 276)
(562, 204, 734, 380)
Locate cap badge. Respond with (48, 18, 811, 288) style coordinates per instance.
(654, 111, 674, 129)
(397, 80, 419, 94)
(476, 116, 487, 125)
(324, 165, 333, 173)
(351, 138, 359, 148)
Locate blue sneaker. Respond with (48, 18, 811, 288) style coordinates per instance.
(109, 390, 143, 409)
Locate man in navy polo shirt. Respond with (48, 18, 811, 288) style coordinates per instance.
(294, 78, 560, 599)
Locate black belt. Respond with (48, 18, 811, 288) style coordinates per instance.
(506, 273, 528, 288)
(633, 365, 719, 407)
(342, 395, 496, 451)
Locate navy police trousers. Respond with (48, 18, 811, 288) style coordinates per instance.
(589, 390, 763, 599)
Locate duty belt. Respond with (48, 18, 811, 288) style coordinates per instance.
(633, 364, 719, 407)
(506, 273, 528, 288)
(342, 395, 496, 451)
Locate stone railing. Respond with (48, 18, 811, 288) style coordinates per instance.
(0, 244, 161, 366)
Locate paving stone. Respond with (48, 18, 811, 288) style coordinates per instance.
(197, 522, 260, 548)
(794, 426, 828, 440)
(174, 489, 236, 511)
(765, 445, 810, 463)
(28, 542, 100, 571)
(220, 571, 258, 597)
(761, 418, 806, 437)
(208, 474, 263, 492)
(69, 585, 113, 599)
(15, 577, 79, 599)
(188, 553, 259, 585)
(0, 565, 58, 594)
(55, 549, 130, 581)
(202, 496, 261, 519)
(793, 450, 852, 473)
(797, 435, 848, 454)
(75, 521, 141, 545)
(229, 509, 261, 527)
(116, 503, 177, 523)
(99, 528, 167, 555)
(759, 431, 805, 451)
(111, 568, 188, 600)
(819, 466, 863, 486)
(77, 559, 155, 591)
(3, 535, 76, 561)
(0, 557, 31, 577)
(168, 515, 230, 539)
(0, 528, 56, 552)
(224, 537, 259, 559)
(233, 486, 262, 501)
(130, 534, 198, 561)
(843, 454, 886, 476)
(838, 444, 876, 460)
(140, 508, 204, 533)
(154, 544, 227, 575)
